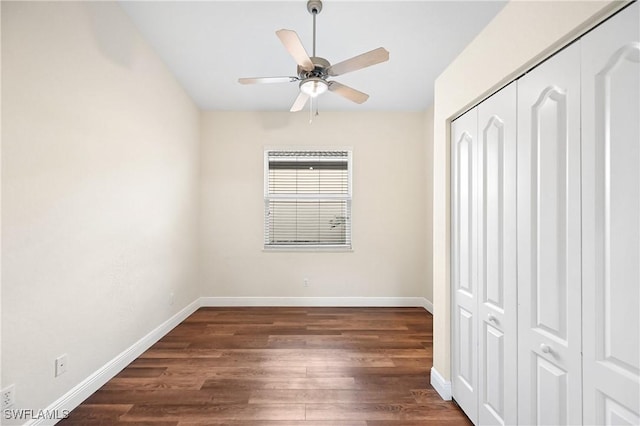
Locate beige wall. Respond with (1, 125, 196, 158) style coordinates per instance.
(1, 1, 200, 412)
(431, 0, 625, 381)
(200, 112, 429, 301)
(0, 0, 3, 391)
(425, 106, 434, 304)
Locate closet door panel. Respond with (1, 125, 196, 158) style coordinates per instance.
(483, 323, 504, 413)
(536, 356, 569, 425)
(581, 3, 640, 424)
(451, 108, 479, 423)
(477, 81, 517, 426)
(517, 41, 582, 425)
(535, 86, 569, 341)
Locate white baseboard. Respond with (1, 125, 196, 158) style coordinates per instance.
(423, 299, 433, 314)
(27, 299, 200, 426)
(430, 366, 452, 400)
(199, 296, 431, 309)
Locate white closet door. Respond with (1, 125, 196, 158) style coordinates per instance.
(477, 81, 517, 426)
(451, 108, 479, 423)
(517, 41, 583, 425)
(581, 3, 640, 424)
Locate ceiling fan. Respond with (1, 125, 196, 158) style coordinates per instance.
(238, 0, 389, 112)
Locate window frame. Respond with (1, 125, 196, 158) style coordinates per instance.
(263, 148, 353, 251)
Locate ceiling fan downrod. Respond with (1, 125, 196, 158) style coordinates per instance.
(307, 0, 322, 57)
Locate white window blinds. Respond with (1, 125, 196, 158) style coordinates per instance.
(264, 150, 352, 248)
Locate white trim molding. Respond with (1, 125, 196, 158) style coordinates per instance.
(423, 298, 433, 314)
(199, 296, 432, 309)
(430, 366, 452, 400)
(26, 299, 200, 426)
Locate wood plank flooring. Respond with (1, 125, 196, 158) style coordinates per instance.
(60, 307, 472, 425)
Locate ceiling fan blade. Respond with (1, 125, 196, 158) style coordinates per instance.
(290, 92, 310, 112)
(238, 77, 298, 85)
(327, 47, 389, 77)
(276, 29, 314, 72)
(328, 81, 369, 104)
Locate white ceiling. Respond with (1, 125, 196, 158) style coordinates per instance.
(120, 1, 506, 111)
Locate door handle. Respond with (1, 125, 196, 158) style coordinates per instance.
(540, 343, 552, 354)
(487, 313, 497, 323)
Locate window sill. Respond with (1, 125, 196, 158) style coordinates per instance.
(263, 245, 353, 253)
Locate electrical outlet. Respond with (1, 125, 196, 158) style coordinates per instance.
(55, 354, 68, 377)
(303, 278, 309, 287)
(1, 384, 15, 409)
(170, 291, 175, 306)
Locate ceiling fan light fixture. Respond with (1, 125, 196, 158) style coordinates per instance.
(300, 77, 328, 97)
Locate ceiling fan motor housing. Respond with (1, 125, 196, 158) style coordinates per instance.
(297, 56, 330, 80)
(307, 0, 323, 15)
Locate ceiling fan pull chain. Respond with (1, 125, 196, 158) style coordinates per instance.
(309, 97, 313, 124)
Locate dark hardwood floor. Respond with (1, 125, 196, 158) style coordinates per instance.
(60, 307, 472, 425)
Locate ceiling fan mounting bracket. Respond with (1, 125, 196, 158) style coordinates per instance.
(307, 0, 323, 15)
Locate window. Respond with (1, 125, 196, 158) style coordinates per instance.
(264, 150, 352, 249)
